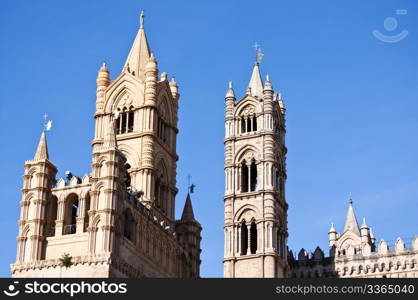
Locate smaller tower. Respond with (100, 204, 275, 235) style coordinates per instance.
(16, 131, 57, 263)
(175, 193, 202, 277)
(360, 217, 370, 244)
(96, 62, 110, 112)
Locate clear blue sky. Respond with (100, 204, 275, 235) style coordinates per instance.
(0, 0, 417, 278)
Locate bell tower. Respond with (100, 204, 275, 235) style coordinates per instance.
(223, 57, 288, 277)
(91, 11, 180, 225)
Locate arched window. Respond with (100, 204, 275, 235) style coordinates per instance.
(246, 117, 251, 132)
(250, 221, 257, 254)
(240, 221, 248, 255)
(116, 106, 134, 134)
(241, 160, 249, 192)
(250, 159, 257, 192)
(45, 196, 58, 237)
(241, 118, 246, 133)
(252, 115, 257, 132)
(64, 194, 78, 235)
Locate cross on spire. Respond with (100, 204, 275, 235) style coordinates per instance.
(252, 42, 264, 64)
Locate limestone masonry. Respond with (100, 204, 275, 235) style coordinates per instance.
(11, 13, 417, 278)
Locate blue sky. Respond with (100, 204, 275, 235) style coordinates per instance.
(0, 0, 417, 277)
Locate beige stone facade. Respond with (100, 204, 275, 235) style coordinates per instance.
(223, 64, 288, 277)
(222, 61, 417, 279)
(289, 201, 418, 278)
(11, 13, 201, 278)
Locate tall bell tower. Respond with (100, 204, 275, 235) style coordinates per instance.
(92, 11, 180, 226)
(223, 57, 288, 277)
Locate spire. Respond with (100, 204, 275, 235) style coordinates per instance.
(34, 131, 49, 160)
(343, 198, 360, 235)
(329, 222, 337, 233)
(123, 11, 151, 80)
(248, 62, 264, 98)
(361, 217, 368, 229)
(225, 81, 235, 98)
(181, 193, 196, 221)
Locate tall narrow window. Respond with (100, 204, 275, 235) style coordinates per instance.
(250, 160, 257, 192)
(246, 117, 251, 132)
(241, 160, 249, 192)
(121, 109, 127, 133)
(241, 118, 246, 133)
(241, 222, 248, 255)
(128, 109, 134, 132)
(250, 221, 257, 254)
(71, 200, 79, 227)
(252, 115, 257, 132)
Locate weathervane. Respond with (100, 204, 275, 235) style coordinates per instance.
(43, 113, 52, 132)
(140, 10, 145, 28)
(187, 175, 196, 194)
(252, 42, 264, 64)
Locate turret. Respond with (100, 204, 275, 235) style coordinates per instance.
(360, 217, 370, 244)
(175, 193, 202, 278)
(16, 131, 57, 263)
(96, 62, 110, 112)
(328, 222, 337, 247)
(169, 77, 179, 101)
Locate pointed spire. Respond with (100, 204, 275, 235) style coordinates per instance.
(248, 62, 264, 98)
(343, 198, 360, 235)
(329, 222, 337, 233)
(264, 74, 273, 91)
(34, 131, 49, 160)
(361, 217, 368, 229)
(181, 193, 196, 221)
(123, 11, 151, 80)
(225, 81, 235, 98)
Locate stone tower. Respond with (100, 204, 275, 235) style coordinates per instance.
(223, 60, 288, 277)
(92, 10, 180, 227)
(11, 12, 201, 278)
(16, 131, 57, 263)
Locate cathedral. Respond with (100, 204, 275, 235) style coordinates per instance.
(11, 13, 417, 278)
(11, 12, 201, 278)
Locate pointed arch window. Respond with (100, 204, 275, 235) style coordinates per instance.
(63, 194, 79, 235)
(240, 160, 249, 192)
(250, 221, 257, 254)
(250, 159, 257, 192)
(240, 221, 248, 255)
(116, 106, 134, 134)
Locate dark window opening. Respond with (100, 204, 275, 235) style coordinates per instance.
(250, 221, 257, 254)
(128, 110, 134, 132)
(116, 107, 134, 135)
(241, 118, 246, 133)
(246, 117, 251, 132)
(241, 222, 248, 255)
(241, 160, 249, 192)
(250, 159, 257, 191)
(252, 115, 257, 131)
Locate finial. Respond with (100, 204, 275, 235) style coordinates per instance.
(252, 42, 264, 64)
(266, 74, 270, 82)
(42, 113, 52, 132)
(187, 175, 196, 194)
(349, 192, 353, 204)
(140, 10, 145, 29)
(229, 81, 232, 89)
